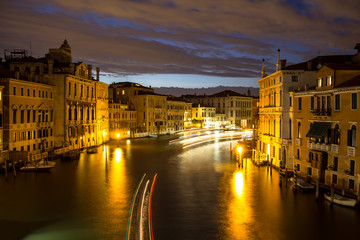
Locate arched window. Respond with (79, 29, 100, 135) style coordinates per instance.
(297, 121, 301, 139)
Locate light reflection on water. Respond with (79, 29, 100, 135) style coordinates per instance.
(1, 137, 360, 240)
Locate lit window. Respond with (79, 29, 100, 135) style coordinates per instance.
(326, 76, 332, 86)
(317, 78, 323, 87)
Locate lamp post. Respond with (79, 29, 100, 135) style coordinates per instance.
(117, 133, 120, 147)
(237, 146, 243, 168)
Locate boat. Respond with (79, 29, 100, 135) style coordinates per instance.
(324, 193, 357, 207)
(87, 146, 98, 154)
(20, 161, 56, 172)
(289, 177, 315, 191)
(149, 134, 158, 138)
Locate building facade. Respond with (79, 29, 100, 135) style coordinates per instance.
(183, 90, 252, 128)
(191, 104, 216, 128)
(292, 64, 360, 197)
(0, 76, 55, 163)
(108, 102, 137, 139)
(167, 96, 187, 133)
(256, 46, 360, 169)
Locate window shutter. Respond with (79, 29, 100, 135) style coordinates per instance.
(347, 129, 352, 146)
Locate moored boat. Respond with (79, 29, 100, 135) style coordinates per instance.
(324, 193, 357, 207)
(20, 161, 56, 172)
(289, 177, 315, 191)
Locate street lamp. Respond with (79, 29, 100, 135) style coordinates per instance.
(117, 133, 120, 147)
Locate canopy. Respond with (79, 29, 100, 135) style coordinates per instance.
(306, 122, 331, 138)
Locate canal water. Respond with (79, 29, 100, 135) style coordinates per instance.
(1, 135, 360, 240)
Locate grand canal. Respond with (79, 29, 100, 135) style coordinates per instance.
(1, 131, 360, 240)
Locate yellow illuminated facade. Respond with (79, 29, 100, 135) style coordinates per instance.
(292, 64, 360, 197)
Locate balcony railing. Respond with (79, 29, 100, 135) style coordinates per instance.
(311, 108, 332, 116)
(348, 146, 355, 157)
(331, 144, 339, 153)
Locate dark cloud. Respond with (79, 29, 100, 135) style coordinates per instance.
(0, 0, 359, 83)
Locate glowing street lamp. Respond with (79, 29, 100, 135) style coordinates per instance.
(117, 133, 120, 146)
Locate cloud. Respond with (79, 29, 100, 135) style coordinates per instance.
(0, 0, 359, 82)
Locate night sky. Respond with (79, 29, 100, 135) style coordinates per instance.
(0, 0, 359, 88)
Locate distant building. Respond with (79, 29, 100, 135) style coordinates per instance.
(191, 103, 216, 128)
(184, 102, 192, 129)
(108, 101, 137, 139)
(96, 81, 110, 144)
(292, 63, 360, 197)
(109, 82, 168, 135)
(183, 90, 252, 128)
(166, 96, 190, 133)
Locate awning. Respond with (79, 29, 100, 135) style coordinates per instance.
(306, 122, 331, 138)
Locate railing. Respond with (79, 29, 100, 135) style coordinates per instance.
(348, 146, 355, 157)
(331, 144, 338, 153)
(312, 108, 331, 116)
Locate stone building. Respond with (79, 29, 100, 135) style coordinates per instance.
(191, 103, 216, 128)
(108, 101, 137, 139)
(0, 68, 55, 163)
(96, 81, 110, 144)
(5, 40, 106, 150)
(256, 46, 360, 169)
(183, 90, 252, 128)
(109, 82, 168, 135)
(166, 96, 188, 133)
(292, 64, 360, 197)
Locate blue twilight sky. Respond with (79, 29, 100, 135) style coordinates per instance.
(0, 0, 359, 88)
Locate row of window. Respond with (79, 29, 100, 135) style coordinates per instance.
(296, 92, 358, 111)
(12, 109, 53, 124)
(13, 141, 53, 152)
(12, 128, 53, 142)
(109, 112, 137, 119)
(68, 82, 94, 98)
(68, 108, 95, 121)
(13, 86, 53, 99)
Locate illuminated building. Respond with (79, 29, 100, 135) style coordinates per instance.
(184, 102, 192, 129)
(292, 63, 360, 196)
(256, 45, 360, 169)
(3, 40, 107, 150)
(108, 101, 137, 139)
(109, 82, 168, 135)
(191, 103, 216, 128)
(0, 70, 55, 163)
(166, 96, 188, 133)
(183, 90, 252, 128)
(96, 81, 109, 144)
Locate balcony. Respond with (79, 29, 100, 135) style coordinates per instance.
(348, 146, 355, 157)
(311, 108, 331, 117)
(331, 144, 339, 153)
(321, 144, 330, 151)
(296, 138, 302, 146)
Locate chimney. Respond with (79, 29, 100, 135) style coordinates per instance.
(307, 61, 312, 71)
(88, 65, 92, 80)
(261, 59, 266, 78)
(276, 49, 281, 71)
(48, 59, 54, 74)
(96, 67, 100, 81)
(280, 59, 286, 69)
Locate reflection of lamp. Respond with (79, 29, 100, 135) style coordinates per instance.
(235, 172, 244, 197)
(117, 133, 120, 147)
(115, 148, 121, 162)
